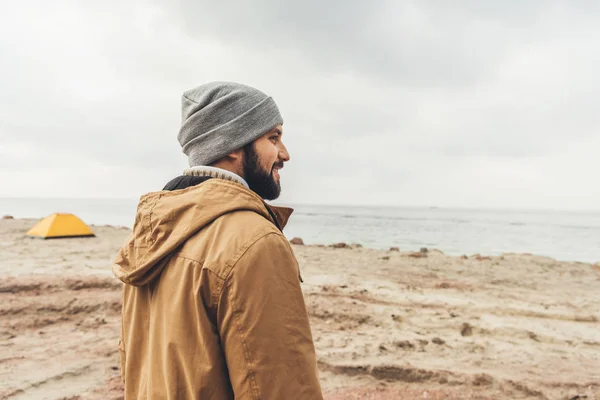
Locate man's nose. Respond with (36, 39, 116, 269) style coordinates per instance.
(279, 142, 290, 162)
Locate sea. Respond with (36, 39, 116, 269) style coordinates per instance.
(1, 197, 599, 263)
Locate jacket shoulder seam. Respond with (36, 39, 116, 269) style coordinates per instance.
(170, 255, 227, 314)
(171, 253, 204, 266)
(222, 230, 283, 282)
(173, 226, 281, 282)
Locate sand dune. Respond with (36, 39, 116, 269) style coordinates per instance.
(1, 219, 599, 399)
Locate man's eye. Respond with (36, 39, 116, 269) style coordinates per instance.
(270, 136, 278, 141)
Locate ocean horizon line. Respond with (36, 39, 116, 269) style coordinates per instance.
(1, 196, 599, 214)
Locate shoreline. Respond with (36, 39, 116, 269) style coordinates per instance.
(4, 217, 598, 265)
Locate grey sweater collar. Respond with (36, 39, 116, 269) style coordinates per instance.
(183, 166, 249, 189)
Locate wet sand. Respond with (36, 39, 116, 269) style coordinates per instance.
(1, 218, 599, 399)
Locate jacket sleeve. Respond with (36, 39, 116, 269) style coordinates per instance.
(217, 232, 323, 400)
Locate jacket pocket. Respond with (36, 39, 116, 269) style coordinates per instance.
(118, 339, 126, 383)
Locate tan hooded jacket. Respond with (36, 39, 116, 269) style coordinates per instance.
(112, 179, 322, 399)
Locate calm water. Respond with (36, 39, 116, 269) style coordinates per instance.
(1, 198, 599, 263)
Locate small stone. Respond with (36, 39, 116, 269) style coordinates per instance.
(460, 255, 468, 260)
(391, 314, 403, 323)
(350, 243, 363, 249)
(289, 237, 304, 245)
(330, 242, 348, 249)
(432, 337, 445, 345)
(420, 247, 429, 253)
(473, 373, 494, 386)
(394, 340, 415, 349)
(461, 322, 473, 337)
(390, 247, 400, 252)
(380, 256, 390, 260)
(2, 215, 14, 220)
(408, 252, 427, 258)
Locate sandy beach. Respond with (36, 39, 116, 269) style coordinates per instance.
(1, 218, 599, 399)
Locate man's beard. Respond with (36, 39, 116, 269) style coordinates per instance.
(243, 143, 282, 200)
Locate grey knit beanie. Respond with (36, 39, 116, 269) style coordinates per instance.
(177, 81, 283, 166)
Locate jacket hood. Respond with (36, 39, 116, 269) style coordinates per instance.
(112, 179, 293, 286)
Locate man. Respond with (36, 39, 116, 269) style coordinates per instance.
(113, 82, 323, 399)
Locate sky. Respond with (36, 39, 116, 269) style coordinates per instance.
(0, 0, 599, 210)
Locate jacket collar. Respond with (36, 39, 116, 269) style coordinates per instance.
(264, 204, 294, 231)
(163, 175, 294, 231)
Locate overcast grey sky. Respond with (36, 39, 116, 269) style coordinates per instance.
(1, 1, 599, 210)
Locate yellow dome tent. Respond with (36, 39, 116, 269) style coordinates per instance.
(26, 213, 95, 239)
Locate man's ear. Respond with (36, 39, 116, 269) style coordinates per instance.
(226, 148, 244, 162)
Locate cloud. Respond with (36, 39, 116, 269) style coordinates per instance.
(1, 0, 599, 209)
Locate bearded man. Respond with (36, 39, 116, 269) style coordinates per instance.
(112, 82, 323, 399)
